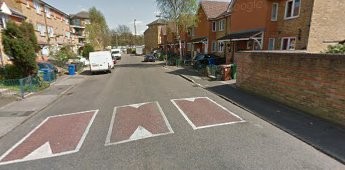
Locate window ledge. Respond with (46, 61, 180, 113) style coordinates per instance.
(284, 16, 299, 20)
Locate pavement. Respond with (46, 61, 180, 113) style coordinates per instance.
(0, 54, 343, 169)
(166, 65, 345, 164)
(0, 75, 85, 139)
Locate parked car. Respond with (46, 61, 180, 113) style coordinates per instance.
(37, 62, 59, 74)
(144, 54, 156, 62)
(192, 54, 225, 69)
(111, 49, 122, 60)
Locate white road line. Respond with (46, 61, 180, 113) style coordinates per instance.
(171, 97, 245, 130)
(0, 110, 99, 166)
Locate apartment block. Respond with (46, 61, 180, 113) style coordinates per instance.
(9, 0, 75, 61)
(70, 11, 90, 51)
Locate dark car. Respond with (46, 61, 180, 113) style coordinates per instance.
(38, 62, 59, 74)
(192, 54, 225, 69)
(144, 55, 156, 62)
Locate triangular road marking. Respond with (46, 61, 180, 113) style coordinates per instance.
(129, 126, 153, 140)
(23, 142, 53, 161)
(128, 103, 148, 109)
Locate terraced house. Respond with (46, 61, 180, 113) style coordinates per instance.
(9, 0, 75, 61)
(218, 0, 345, 54)
(190, 0, 230, 58)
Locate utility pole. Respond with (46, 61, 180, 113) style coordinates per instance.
(134, 19, 137, 46)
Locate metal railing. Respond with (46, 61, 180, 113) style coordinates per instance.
(0, 72, 57, 98)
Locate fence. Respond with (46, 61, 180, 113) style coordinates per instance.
(0, 72, 56, 98)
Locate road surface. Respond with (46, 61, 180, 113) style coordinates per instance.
(0, 54, 343, 169)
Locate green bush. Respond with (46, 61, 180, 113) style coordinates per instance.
(2, 22, 38, 76)
(1, 65, 23, 79)
(325, 44, 345, 54)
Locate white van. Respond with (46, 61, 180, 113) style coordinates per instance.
(111, 49, 122, 60)
(135, 47, 144, 56)
(89, 51, 114, 74)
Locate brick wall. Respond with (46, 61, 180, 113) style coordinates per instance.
(236, 52, 345, 126)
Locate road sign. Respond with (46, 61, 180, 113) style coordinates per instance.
(106, 102, 173, 146)
(172, 97, 244, 130)
(0, 110, 98, 165)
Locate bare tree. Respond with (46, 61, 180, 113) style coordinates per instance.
(156, 0, 198, 59)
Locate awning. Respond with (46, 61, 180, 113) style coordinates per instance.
(190, 37, 207, 44)
(218, 30, 263, 41)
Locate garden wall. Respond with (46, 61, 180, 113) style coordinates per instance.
(235, 52, 345, 126)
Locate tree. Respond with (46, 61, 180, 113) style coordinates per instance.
(156, 0, 198, 59)
(50, 45, 77, 65)
(82, 44, 95, 59)
(86, 7, 110, 50)
(2, 22, 38, 77)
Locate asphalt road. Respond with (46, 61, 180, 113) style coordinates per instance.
(0, 54, 343, 169)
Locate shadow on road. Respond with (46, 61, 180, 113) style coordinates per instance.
(206, 84, 345, 163)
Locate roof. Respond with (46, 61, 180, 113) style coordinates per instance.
(147, 19, 167, 26)
(70, 11, 90, 19)
(191, 36, 208, 43)
(218, 29, 264, 41)
(10, 8, 26, 19)
(36, 0, 68, 16)
(200, 0, 230, 19)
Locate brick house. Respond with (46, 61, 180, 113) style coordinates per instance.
(10, 0, 74, 61)
(219, 0, 345, 55)
(144, 19, 166, 54)
(190, 0, 230, 58)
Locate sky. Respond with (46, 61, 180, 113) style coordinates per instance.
(44, 0, 230, 35)
(44, 0, 158, 35)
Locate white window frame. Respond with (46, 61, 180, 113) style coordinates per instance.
(26, 0, 30, 8)
(212, 41, 217, 52)
(218, 41, 224, 52)
(284, 0, 301, 19)
(281, 37, 296, 50)
(268, 38, 276, 50)
(212, 22, 217, 32)
(271, 3, 279, 21)
(37, 24, 46, 36)
(33, 1, 41, 14)
(45, 6, 51, 18)
(218, 19, 225, 31)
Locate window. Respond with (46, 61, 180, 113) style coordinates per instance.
(212, 22, 217, 32)
(281, 37, 296, 50)
(271, 3, 279, 21)
(26, 0, 30, 8)
(36, 24, 46, 36)
(212, 41, 217, 52)
(66, 32, 71, 39)
(187, 43, 192, 51)
(285, 0, 301, 19)
(218, 42, 224, 52)
(33, 1, 41, 14)
(268, 38, 275, 50)
(45, 7, 51, 18)
(247, 41, 253, 50)
(0, 15, 9, 29)
(218, 20, 225, 31)
(48, 27, 54, 37)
